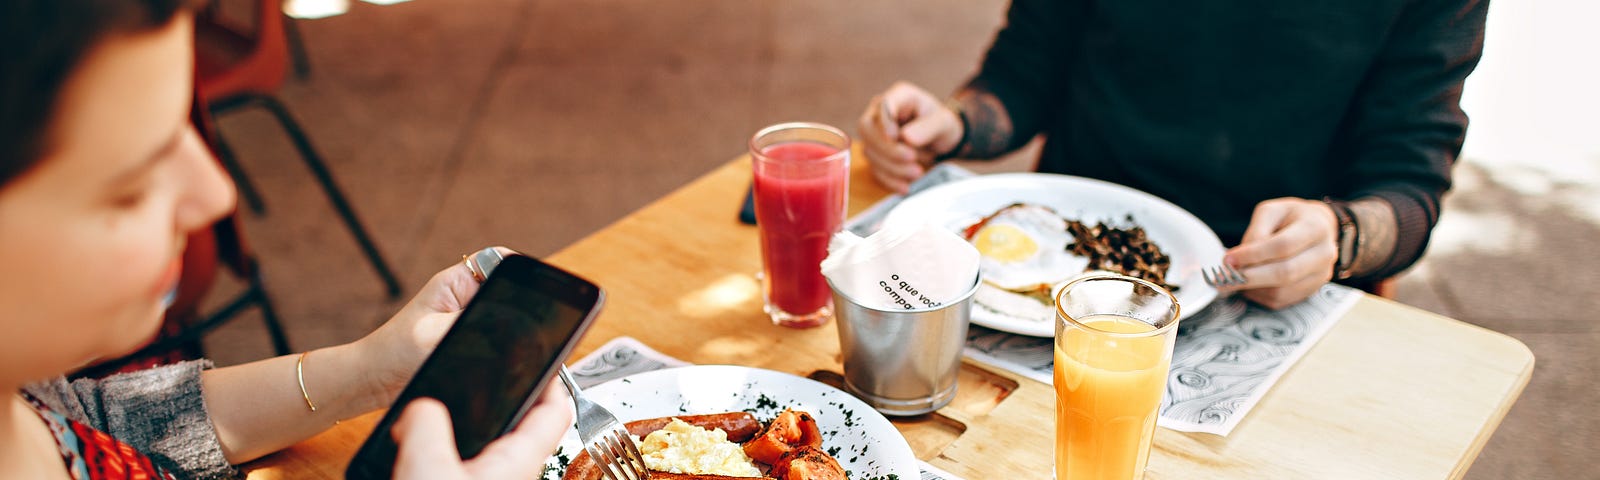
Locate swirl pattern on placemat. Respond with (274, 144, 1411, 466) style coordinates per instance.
(567, 337, 689, 389)
(959, 283, 1363, 436)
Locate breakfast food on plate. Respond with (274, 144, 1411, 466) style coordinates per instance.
(641, 418, 765, 477)
(561, 409, 845, 480)
(740, 408, 821, 465)
(963, 203, 1176, 322)
(766, 446, 845, 480)
(627, 413, 765, 441)
(743, 410, 843, 480)
(1063, 216, 1174, 291)
(963, 203, 1090, 298)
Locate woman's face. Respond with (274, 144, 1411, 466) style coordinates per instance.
(0, 13, 236, 381)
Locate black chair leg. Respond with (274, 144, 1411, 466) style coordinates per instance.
(251, 271, 292, 356)
(213, 93, 402, 298)
(210, 129, 269, 214)
(283, 15, 312, 80)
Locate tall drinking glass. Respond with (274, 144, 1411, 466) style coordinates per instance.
(749, 122, 850, 328)
(1054, 274, 1180, 480)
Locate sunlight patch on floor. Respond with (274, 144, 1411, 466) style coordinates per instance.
(1429, 209, 1524, 257)
(1554, 188, 1600, 227)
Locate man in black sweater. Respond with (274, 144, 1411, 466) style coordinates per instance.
(860, 0, 1488, 308)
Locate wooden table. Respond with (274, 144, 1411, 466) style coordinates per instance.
(245, 148, 1534, 479)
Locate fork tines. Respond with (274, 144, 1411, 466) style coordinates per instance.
(1202, 264, 1248, 288)
(587, 429, 649, 480)
(559, 366, 650, 480)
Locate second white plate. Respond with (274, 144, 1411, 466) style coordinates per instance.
(882, 173, 1223, 337)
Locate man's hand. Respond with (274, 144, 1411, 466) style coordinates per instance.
(855, 81, 964, 193)
(1224, 198, 1339, 309)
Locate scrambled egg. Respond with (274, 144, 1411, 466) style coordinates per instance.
(637, 418, 763, 477)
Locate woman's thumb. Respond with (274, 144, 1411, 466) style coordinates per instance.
(392, 398, 463, 473)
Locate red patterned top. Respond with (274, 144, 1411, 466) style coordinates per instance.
(22, 392, 179, 480)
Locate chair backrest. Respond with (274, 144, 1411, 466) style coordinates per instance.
(195, 0, 291, 102)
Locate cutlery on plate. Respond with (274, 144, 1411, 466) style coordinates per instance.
(557, 366, 648, 480)
(1201, 263, 1248, 288)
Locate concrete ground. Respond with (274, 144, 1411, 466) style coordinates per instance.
(199, 0, 1597, 478)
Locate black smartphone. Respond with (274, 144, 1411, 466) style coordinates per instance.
(345, 254, 604, 480)
(738, 182, 757, 225)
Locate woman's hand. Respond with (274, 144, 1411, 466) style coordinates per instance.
(855, 81, 964, 194)
(392, 386, 573, 479)
(1224, 198, 1339, 309)
(355, 247, 517, 405)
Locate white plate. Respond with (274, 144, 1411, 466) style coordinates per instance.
(540, 365, 920, 480)
(881, 173, 1222, 337)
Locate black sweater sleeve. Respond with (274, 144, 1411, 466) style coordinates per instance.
(1333, 0, 1488, 281)
(960, 0, 1075, 157)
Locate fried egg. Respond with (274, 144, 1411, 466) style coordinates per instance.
(968, 204, 1089, 292)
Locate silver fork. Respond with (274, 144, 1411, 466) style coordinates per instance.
(556, 366, 649, 480)
(1201, 263, 1249, 288)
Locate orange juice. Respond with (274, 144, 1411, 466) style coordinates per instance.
(1054, 313, 1175, 480)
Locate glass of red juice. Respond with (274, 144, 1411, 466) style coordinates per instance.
(749, 122, 850, 328)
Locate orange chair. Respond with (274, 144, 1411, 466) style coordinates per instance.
(1371, 278, 1397, 299)
(195, 0, 400, 297)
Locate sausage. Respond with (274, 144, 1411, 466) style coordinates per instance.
(561, 412, 764, 480)
(560, 450, 603, 480)
(562, 452, 774, 480)
(626, 412, 763, 443)
(647, 472, 776, 480)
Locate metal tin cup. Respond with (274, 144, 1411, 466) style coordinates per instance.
(829, 276, 980, 416)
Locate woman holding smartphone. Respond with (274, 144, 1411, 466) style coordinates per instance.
(0, 1, 569, 478)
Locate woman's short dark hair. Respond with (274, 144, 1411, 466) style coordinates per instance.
(0, 0, 200, 187)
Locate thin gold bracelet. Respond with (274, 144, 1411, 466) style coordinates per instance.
(296, 351, 318, 412)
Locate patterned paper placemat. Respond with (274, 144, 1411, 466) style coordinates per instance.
(568, 337, 966, 480)
(842, 169, 1363, 436)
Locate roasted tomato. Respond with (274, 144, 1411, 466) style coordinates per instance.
(742, 409, 823, 465)
(768, 445, 847, 480)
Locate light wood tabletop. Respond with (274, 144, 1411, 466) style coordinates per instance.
(243, 148, 1534, 479)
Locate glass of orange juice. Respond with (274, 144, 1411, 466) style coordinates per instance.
(1054, 274, 1179, 480)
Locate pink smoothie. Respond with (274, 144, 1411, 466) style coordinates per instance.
(753, 141, 848, 321)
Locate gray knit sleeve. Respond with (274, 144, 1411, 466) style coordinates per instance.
(24, 360, 239, 479)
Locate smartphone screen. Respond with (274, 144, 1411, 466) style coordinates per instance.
(346, 254, 603, 480)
